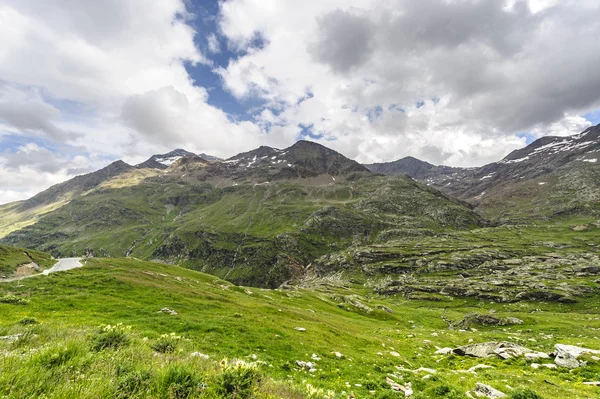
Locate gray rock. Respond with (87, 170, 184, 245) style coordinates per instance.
(553, 344, 600, 368)
(0, 334, 22, 341)
(453, 342, 540, 359)
(435, 347, 454, 355)
(474, 383, 507, 398)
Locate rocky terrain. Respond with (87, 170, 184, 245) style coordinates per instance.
(0, 141, 482, 288)
(366, 124, 600, 221)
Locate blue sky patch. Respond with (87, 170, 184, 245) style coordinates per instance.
(517, 132, 536, 145)
(584, 109, 600, 125)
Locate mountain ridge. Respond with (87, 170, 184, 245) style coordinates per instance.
(0, 139, 483, 287)
(364, 124, 600, 220)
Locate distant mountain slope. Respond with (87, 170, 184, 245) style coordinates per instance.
(21, 160, 135, 210)
(365, 156, 465, 182)
(366, 124, 600, 221)
(224, 140, 370, 180)
(1, 140, 483, 287)
(0, 161, 136, 239)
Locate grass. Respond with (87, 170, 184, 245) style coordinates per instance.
(1, 175, 482, 287)
(0, 244, 56, 277)
(2, 257, 600, 398)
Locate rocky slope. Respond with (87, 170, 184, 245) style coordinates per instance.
(0, 141, 482, 287)
(365, 124, 600, 220)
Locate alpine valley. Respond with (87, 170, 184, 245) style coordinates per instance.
(2, 126, 600, 399)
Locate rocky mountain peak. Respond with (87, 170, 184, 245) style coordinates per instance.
(136, 149, 197, 170)
(501, 123, 600, 165)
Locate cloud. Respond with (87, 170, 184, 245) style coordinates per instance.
(0, 0, 279, 202)
(309, 9, 374, 73)
(217, 0, 600, 165)
(1, 0, 600, 203)
(0, 84, 81, 140)
(122, 87, 191, 145)
(207, 33, 220, 54)
(0, 142, 106, 203)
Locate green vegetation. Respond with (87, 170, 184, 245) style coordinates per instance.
(2, 143, 600, 397)
(0, 244, 55, 278)
(2, 173, 481, 287)
(2, 258, 599, 398)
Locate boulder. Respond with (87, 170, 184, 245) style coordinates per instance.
(552, 344, 600, 368)
(474, 383, 506, 398)
(453, 342, 545, 359)
(570, 225, 590, 232)
(435, 347, 453, 355)
(190, 352, 209, 359)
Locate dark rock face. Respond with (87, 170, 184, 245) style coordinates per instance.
(222, 140, 371, 181)
(365, 156, 463, 181)
(364, 124, 600, 220)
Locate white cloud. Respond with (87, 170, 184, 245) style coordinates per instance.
(217, 0, 600, 165)
(0, 142, 110, 203)
(0, 0, 276, 203)
(207, 33, 220, 54)
(1, 0, 600, 204)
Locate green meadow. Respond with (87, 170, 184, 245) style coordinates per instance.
(2, 258, 600, 398)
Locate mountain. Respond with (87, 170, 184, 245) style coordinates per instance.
(0, 160, 136, 239)
(366, 124, 600, 221)
(136, 149, 220, 169)
(365, 156, 465, 183)
(22, 160, 135, 209)
(222, 140, 370, 180)
(0, 140, 482, 287)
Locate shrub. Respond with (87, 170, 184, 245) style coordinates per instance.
(374, 390, 403, 399)
(156, 364, 202, 399)
(0, 295, 28, 305)
(18, 317, 38, 325)
(509, 389, 544, 399)
(38, 344, 80, 368)
(11, 329, 37, 348)
(211, 359, 261, 399)
(151, 333, 181, 354)
(91, 324, 130, 351)
(280, 361, 293, 371)
(116, 369, 152, 399)
(415, 383, 467, 399)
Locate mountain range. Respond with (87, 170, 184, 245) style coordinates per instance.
(1, 125, 599, 287)
(366, 124, 600, 221)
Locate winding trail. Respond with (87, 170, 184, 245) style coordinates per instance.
(42, 258, 82, 275)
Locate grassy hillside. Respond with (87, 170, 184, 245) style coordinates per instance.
(2, 172, 482, 287)
(2, 258, 600, 398)
(0, 244, 55, 278)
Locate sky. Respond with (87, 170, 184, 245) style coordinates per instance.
(1, 0, 600, 204)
